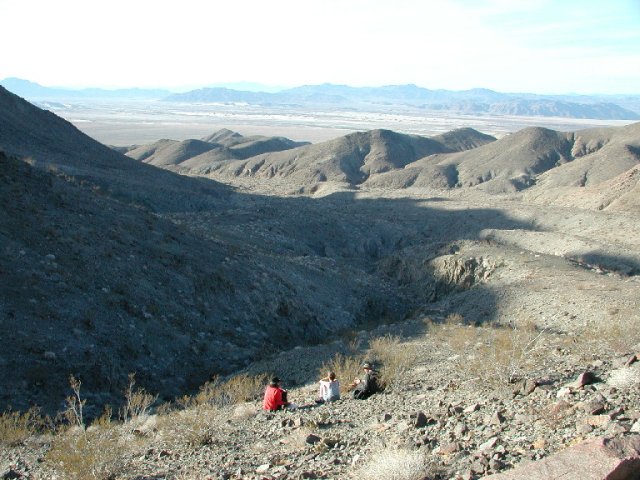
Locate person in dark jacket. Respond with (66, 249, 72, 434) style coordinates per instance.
(350, 362, 379, 399)
(263, 377, 289, 411)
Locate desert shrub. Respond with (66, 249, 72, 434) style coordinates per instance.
(438, 320, 548, 386)
(368, 334, 417, 390)
(45, 426, 131, 480)
(319, 353, 364, 395)
(355, 448, 429, 480)
(187, 373, 269, 408)
(62, 375, 86, 429)
(571, 315, 640, 358)
(120, 373, 157, 423)
(445, 312, 466, 325)
(0, 407, 46, 446)
(155, 405, 221, 448)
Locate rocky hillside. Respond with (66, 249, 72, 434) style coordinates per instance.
(124, 121, 640, 211)
(124, 130, 308, 170)
(126, 127, 496, 186)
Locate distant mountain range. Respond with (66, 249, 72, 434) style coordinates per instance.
(164, 84, 640, 121)
(2, 77, 639, 120)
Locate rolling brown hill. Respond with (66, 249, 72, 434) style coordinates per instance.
(124, 129, 308, 171)
(132, 127, 495, 185)
(365, 123, 640, 206)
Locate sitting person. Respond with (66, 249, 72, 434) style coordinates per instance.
(350, 362, 379, 400)
(316, 371, 340, 403)
(262, 376, 289, 411)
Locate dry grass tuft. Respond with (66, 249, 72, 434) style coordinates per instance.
(354, 448, 429, 480)
(45, 426, 137, 480)
(155, 405, 222, 448)
(368, 334, 417, 390)
(0, 407, 46, 446)
(188, 373, 269, 408)
(433, 318, 548, 387)
(120, 373, 158, 423)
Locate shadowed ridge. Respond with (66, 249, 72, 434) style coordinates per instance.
(0, 86, 228, 212)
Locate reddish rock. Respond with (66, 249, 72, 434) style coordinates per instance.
(481, 435, 640, 479)
(572, 371, 597, 388)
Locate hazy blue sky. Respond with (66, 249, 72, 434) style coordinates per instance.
(1, 0, 639, 94)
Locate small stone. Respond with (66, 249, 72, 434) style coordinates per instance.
(305, 434, 321, 445)
(557, 386, 573, 398)
(631, 421, 640, 433)
(479, 437, 499, 452)
(414, 411, 428, 428)
(437, 441, 460, 455)
(490, 411, 506, 425)
(606, 423, 629, 435)
(532, 438, 547, 450)
(256, 464, 270, 474)
(464, 403, 480, 413)
(379, 413, 392, 423)
(624, 354, 637, 367)
(576, 423, 593, 435)
(583, 414, 612, 428)
(572, 371, 597, 389)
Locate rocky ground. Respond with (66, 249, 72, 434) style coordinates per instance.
(2, 311, 640, 479)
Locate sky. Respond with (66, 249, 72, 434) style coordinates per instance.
(1, 0, 639, 94)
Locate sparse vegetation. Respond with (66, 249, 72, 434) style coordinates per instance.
(182, 372, 269, 408)
(62, 375, 86, 429)
(0, 407, 45, 446)
(430, 317, 549, 387)
(355, 448, 429, 480)
(45, 425, 134, 480)
(368, 334, 417, 390)
(120, 373, 158, 423)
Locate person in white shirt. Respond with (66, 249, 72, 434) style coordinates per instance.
(317, 371, 340, 403)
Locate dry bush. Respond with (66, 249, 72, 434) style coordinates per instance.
(354, 448, 429, 480)
(63, 375, 86, 429)
(0, 407, 45, 446)
(189, 373, 269, 408)
(120, 373, 157, 423)
(368, 334, 417, 390)
(155, 405, 221, 448)
(440, 320, 547, 386)
(571, 315, 640, 359)
(445, 312, 466, 325)
(45, 426, 134, 480)
(232, 402, 258, 421)
(320, 353, 364, 395)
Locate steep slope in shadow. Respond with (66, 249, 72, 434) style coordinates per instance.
(0, 149, 535, 415)
(0, 86, 227, 212)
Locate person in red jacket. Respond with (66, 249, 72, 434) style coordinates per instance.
(263, 377, 289, 411)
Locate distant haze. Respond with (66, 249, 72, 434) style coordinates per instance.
(1, 0, 639, 94)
